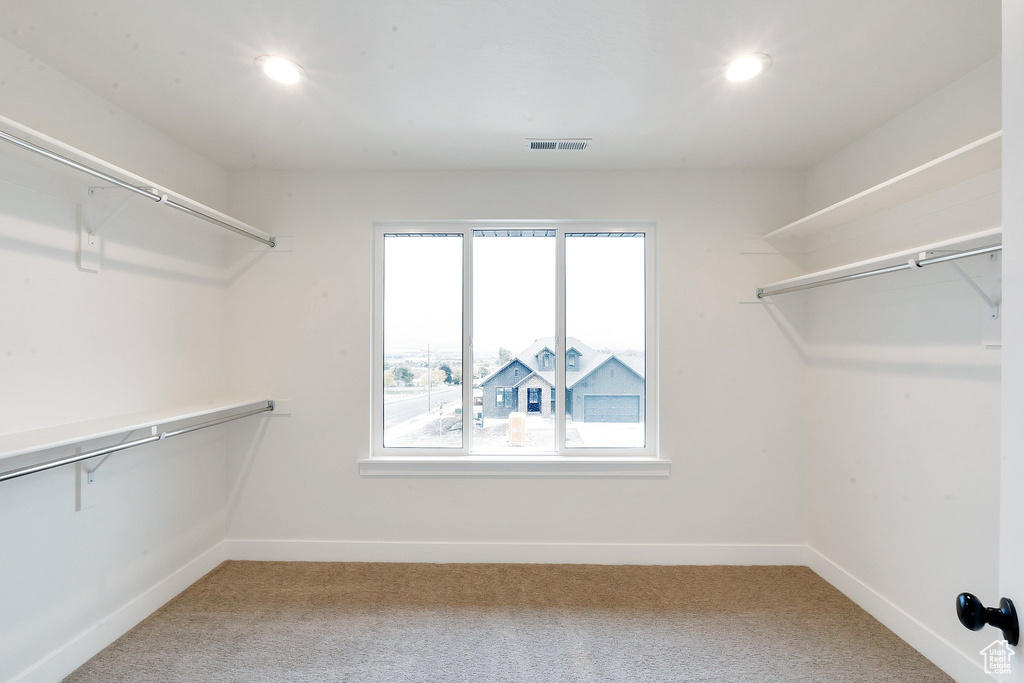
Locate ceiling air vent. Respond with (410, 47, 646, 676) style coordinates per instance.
(526, 138, 591, 151)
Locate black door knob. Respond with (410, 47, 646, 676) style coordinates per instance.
(956, 593, 1019, 646)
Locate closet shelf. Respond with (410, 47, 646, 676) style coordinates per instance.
(0, 113, 274, 247)
(756, 228, 1001, 299)
(763, 132, 1002, 245)
(0, 397, 273, 464)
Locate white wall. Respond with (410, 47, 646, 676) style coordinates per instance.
(222, 169, 809, 553)
(1000, 1, 1024, 679)
(804, 57, 1001, 214)
(0, 37, 226, 209)
(0, 36, 237, 682)
(801, 263, 1000, 674)
(792, 58, 1003, 681)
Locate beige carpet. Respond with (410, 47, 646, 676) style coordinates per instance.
(66, 562, 950, 682)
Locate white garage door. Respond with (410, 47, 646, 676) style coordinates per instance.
(584, 395, 640, 422)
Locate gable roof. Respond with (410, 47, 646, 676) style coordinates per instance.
(513, 372, 553, 389)
(476, 358, 531, 387)
(569, 353, 645, 389)
(476, 337, 644, 390)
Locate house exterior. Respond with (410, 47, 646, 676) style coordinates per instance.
(477, 337, 645, 422)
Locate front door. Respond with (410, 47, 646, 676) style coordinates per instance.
(527, 388, 542, 413)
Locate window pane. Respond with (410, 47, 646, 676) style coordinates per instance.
(565, 233, 646, 448)
(383, 234, 463, 448)
(472, 230, 555, 452)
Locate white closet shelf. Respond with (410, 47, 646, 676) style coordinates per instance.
(756, 227, 1001, 297)
(0, 397, 273, 463)
(0, 113, 273, 246)
(764, 132, 1002, 244)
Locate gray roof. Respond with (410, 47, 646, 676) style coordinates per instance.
(477, 337, 644, 389)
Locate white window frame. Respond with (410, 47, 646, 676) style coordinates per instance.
(364, 220, 666, 477)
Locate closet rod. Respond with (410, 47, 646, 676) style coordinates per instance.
(0, 402, 274, 484)
(0, 128, 275, 248)
(757, 244, 1001, 299)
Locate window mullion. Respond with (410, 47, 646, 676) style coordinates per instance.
(555, 228, 566, 456)
(463, 228, 473, 454)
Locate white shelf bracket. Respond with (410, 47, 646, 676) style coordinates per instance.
(86, 186, 139, 236)
(83, 426, 154, 483)
(77, 186, 142, 273)
(948, 258, 1000, 319)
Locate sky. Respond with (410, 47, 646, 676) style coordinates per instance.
(383, 232, 646, 357)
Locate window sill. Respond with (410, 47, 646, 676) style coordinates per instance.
(357, 455, 670, 478)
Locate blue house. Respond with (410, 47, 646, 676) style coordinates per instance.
(477, 337, 645, 422)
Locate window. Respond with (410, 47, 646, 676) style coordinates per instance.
(379, 233, 462, 448)
(373, 223, 656, 457)
(564, 233, 647, 447)
(495, 387, 515, 408)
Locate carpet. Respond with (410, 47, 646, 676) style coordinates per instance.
(65, 562, 950, 682)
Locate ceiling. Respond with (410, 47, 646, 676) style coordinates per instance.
(0, 1, 1000, 171)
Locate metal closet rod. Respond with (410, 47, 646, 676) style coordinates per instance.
(757, 244, 1002, 299)
(0, 401, 274, 484)
(0, 128, 275, 248)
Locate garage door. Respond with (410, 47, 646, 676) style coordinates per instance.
(584, 395, 640, 422)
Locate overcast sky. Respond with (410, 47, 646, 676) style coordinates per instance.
(383, 233, 645, 357)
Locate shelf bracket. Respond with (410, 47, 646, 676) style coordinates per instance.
(86, 186, 139, 236)
(83, 426, 156, 483)
(77, 186, 143, 273)
(948, 259, 1000, 319)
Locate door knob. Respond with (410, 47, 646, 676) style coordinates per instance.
(956, 593, 1019, 646)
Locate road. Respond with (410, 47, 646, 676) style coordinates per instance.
(384, 387, 463, 429)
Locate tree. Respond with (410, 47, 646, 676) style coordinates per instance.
(439, 364, 453, 384)
(384, 369, 397, 387)
(475, 363, 492, 379)
(393, 366, 414, 386)
(439, 364, 461, 385)
(420, 368, 446, 388)
(498, 347, 512, 365)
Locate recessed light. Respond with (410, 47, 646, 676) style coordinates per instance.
(254, 55, 307, 85)
(724, 53, 771, 83)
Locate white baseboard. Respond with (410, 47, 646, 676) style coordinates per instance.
(12, 541, 227, 683)
(224, 539, 806, 565)
(804, 546, 990, 683)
